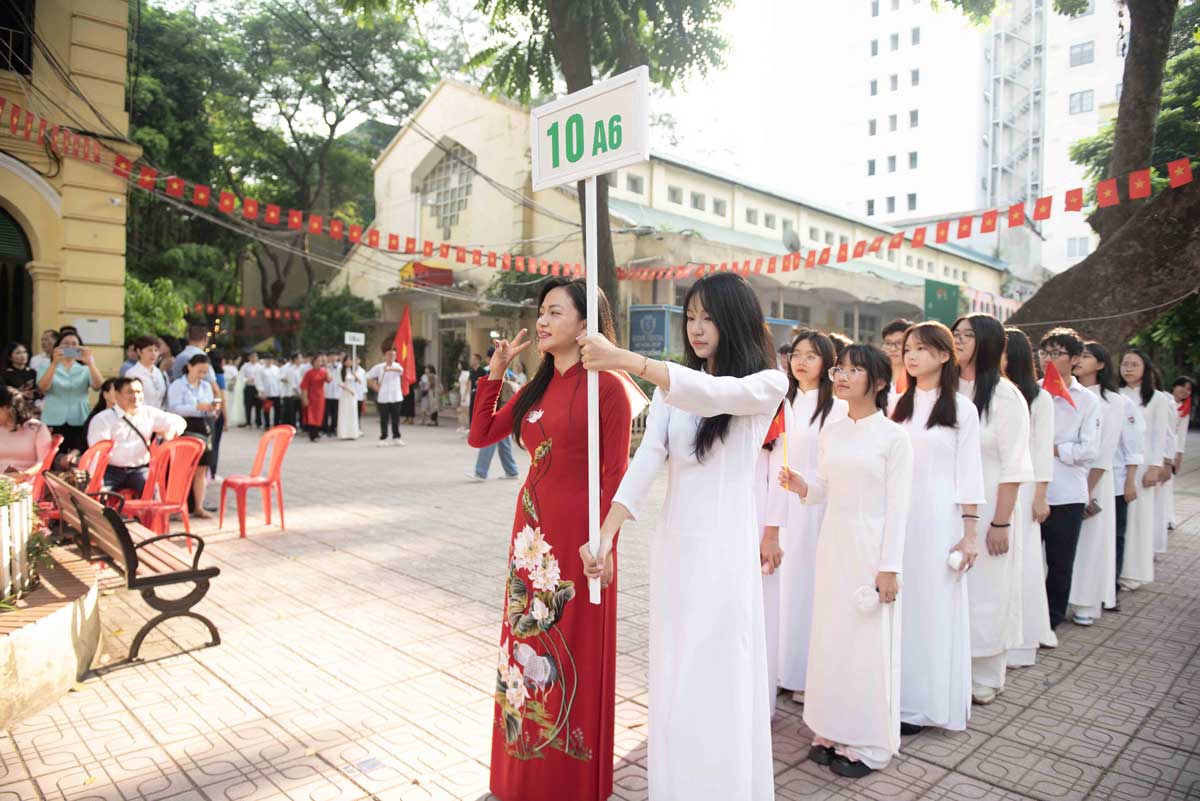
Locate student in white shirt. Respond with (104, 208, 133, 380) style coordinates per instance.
(367, 346, 406, 446)
(1167, 376, 1193, 530)
(456, 359, 472, 433)
(1036, 328, 1102, 630)
(323, 353, 343, 435)
(259, 354, 281, 429)
(87, 376, 186, 495)
(278, 353, 299, 428)
(880, 318, 913, 404)
(239, 352, 262, 428)
(125, 335, 170, 409)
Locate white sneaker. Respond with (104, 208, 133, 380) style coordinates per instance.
(466, 472, 486, 481)
(502, 473, 519, 480)
(972, 686, 998, 705)
(392, 439, 406, 447)
(376, 440, 390, 448)
(1072, 614, 1095, 626)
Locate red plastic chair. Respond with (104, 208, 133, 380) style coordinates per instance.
(37, 439, 112, 526)
(121, 437, 204, 535)
(28, 434, 64, 503)
(220, 425, 295, 539)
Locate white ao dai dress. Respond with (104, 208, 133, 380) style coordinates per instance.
(754, 399, 792, 719)
(1119, 386, 1172, 588)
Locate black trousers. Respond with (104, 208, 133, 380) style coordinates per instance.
(280, 397, 297, 428)
(323, 398, 339, 433)
(378, 402, 402, 439)
(1114, 494, 1129, 595)
(243, 385, 261, 427)
(1042, 502, 1086, 629)
(265, 396, 280, 428)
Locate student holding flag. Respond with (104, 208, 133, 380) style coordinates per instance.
(755, 395, 791, 720)
(1036, 328, 1102, 630)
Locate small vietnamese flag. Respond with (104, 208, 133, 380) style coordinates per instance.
(761, 403, 786, 448)
(514, 255, 525, 272)
(22, 110, 33, 139)
(265, 204, 281, 224)
(367, 229, 380, 247)
(423, 240, 434, 257)
(1128, 168, 1151, 199)
(329, 220, 344, 240)
(404, 236, 416, 254)
(980, 210, 998, 233)
(1065, 188, 1084, 211)
(957, 216, 973, 239)
(1008, 203, 1026, 227)
(780, 255, 791, 271)
(472, 250, 481, 265)
(553, 262, 562, 276)
(137, 166, 157, 190)
(218, 192, 236, 213)
(455, 247, 466, 263)
(837, 243, 849, 262)
(911, 227, 927, 248)
(113, 154, 132, 178)
(165, 177, 185, 197)
(935, 221, 950, 243)
(1179, 395, 1192, 419)
(349, 225, 362, 243)
(1096, 178, 1119, 207)
(805, 250, 817, 268)
(818, 248, 831, 265)
(868, 236, 885, 253)
(853, 240, 867, 258)
(888, 232, 905, 249)
(287, 209, 303, 229)
(388, 234, 400, 251)
(767, 256, 777, 273)
(242, 198, 259, 220)
(192, 185, 211, 206)
(438, 243, 450, 258)
(1033, 196, 1053, 220)
(35, 117, 45, 144)
(487, 252, 497, 267)
(754, 258, 764, 273)
(1167, 157, 1193, 188)
(7, 103, 19, 135)
(1042, 359, 1076, 409)
(307, 215, 323, 235)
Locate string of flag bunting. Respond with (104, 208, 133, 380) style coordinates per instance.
(191, 302, 301, 322)
(3, 94, 1195, 284)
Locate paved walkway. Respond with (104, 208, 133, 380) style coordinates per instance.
(2, 423, 1197, 801)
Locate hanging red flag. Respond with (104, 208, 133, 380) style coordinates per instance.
(438, 243, 450, 258)
(514, 255, 525, 272)
(192, 185, 211, 206)
(22, 110, 33, 139)
(1008, 202, 1026, 227)
(767, 257, 777, 274)
(888, 232, 905, 249)
(217, 304, 226, 315)
(1042, 360, 1076, 409)
(832, 243, 845, 263)
(868, 236, 885, 253)
(910, 227, 927, 249)
(249, 308, 258, 318)
(265, 204, 281, 225)
(47, 124, 59, 153)
(754, 258, 764, 273)
(242, 198, 259, 220)
(1033, 196, 1053, 220)
(349, 225, 362, 243)
(112, 154, 132, 178)
(957, 216, 973, 239)
(1065, 188, 1084, 211)
(1128, 168, 1151, 199)
(422, 240, 434, 257)
(472, 250, 482, 265)
(218, 192, 236, 213)
(455, 247, 466, 263)
(741, 260, 751, 274)
(404, 236, 416, 254)
(487, 252, 497, 267)
(367, 230, 380, 247)
(934, 221, 949, 243)
(288, 209, 303, 229)
(980, 209, 998, 233)
(853, 240, 867, 258)
(307, 215, 323, 235)
(136, 166, 157, 190)
(553, 262, 563, 276)
(35, 117, 45, 144)
(1096, 178, 1119, 207)
(165, 177, 185, 198)
(90, 139, 101, 163)
(780, 255, 790, 272)
(762, 403, 786, 447)
(617, 268, 626, 280)
(6, 102, 18, 135)
(388, 234, 400, 251)
(206, 304, 215, 314)
(805, 250, 817, 268)
(818, 248, 831, 266)
(1167, 157, 1193, 188)
(329, 220, 344, 240)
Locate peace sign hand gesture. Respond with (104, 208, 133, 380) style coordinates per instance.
(489, 329, 532, 379)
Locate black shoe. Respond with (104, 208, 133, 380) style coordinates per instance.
(900, 722, 924, 736)
(829, 755, 873, 779)
(807, 745, 835, 766)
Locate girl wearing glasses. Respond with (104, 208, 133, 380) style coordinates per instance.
(1118, 349, 1171, 590)
(951, 314, 1033, 705)
(778, 329, 847, 702)
(778, 344, 912, 777)
(891, 321, 985, 735)
(578, 272, 787, 800)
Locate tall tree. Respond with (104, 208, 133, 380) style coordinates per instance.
(337, 0, 733, 312)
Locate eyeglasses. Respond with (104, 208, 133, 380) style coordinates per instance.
(881, 342, 902, 353)
(1039, 348, 1068, 359)
(828, 366, 867, 380)
(952, 332, 975, 343)
(790, 351, 821, 364)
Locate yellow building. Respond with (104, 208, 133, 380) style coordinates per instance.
(0, 0, 135, 373)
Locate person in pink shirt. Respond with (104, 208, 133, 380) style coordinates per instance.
(0, 386, 53, 482)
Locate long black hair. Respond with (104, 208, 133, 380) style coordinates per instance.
(786, 328, 838, 428)
(953, 313, 1006, 420)
(0, 385, 36, 430)
(510, 278, 616, 448)
(839, 344, 893, 413)
(1082, 341, 1115, 399)
(682, 272, 775, 461)
(1120, 348, 1157, 407)
(891, 321, 959, 429)
(1003, 328, 1040, 409)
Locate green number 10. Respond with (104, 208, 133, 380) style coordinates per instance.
(546, 113, 622, 169)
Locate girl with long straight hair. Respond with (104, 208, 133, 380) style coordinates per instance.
(951, 314, 1032, 705)
(778, 344, 912, 777)
(469, 278, 634, 801)
(1117, 349, 1171, 590)
(1002, 328, 1057, 667)
(778, 329, 847, 700)
(892, 321, 985, 734)
(1069, 341, 1140, 624)
(578, 271, 786, 800)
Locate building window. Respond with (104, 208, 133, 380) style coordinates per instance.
(866, 199, 876, 216)
(1067, 236, 1090, 258)
(868, 119, 877, 136)
(824, 231, 835, 245)
(668, 185, 683, 204)
(782, 218, 794, 235)
(871, 0, 879, 16)
(917, 258, 924, 271)
(888, 155, 897, 172)
(690, 191, 706, 211)
(871, 39, 879, 56)
(764, 213, 777, 229)
(868, 159, 876, 176)
(911, 68, 920, 86)
(783, 304, 811, 324)
(906, 255, 913, 267)
(839, 235, 849, 246)
(418, 140, 477, 235)
(907, 192, 917, 210)
(953, 268, 960, 279)
(626, 174, 644, 194)
(605, 173, 617, 188)
(910, 109, 919, 127)
(889, 113, 898, 131)
(886, 196, 896, 213)
(0, 0, 33, 75)
(887, 250, 897, 263)
(809, 226, 820, 241)
(745, 207, 758, 224)
(912, 26, 921, 45)
(890, 33, 899, 51)
(870, 79, 878, 96)
(713, 198, 727, 217)
(890, 73, 899, 91)
(1070, 41, 1095, 67)
(1069, 90, 1094, 114)
(909, 150, 918, 169)
(962, 270, 969, 283)
(944, 265, 950, 277)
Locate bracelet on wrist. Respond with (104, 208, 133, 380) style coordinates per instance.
(638, 355, 650, 377)
(990, 522, 1011, 528)
(961, 514, 980, 520)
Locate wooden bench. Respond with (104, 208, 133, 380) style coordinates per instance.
(44, 473, 221, 661)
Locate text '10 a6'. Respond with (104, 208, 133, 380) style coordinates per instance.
(546, 114, 623, 169)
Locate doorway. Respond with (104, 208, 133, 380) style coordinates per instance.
(0, 207, 33, 350)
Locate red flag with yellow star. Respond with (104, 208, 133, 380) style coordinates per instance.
(1128, 169, 1151, 199)
(1097, 179, 1119, 207)
(1065, 188, 1083, 211)
(1033, 196, 1052, 220)
(392, 306, 418, 396)
(1042, 360, 1076, 409)
(1007, 203, 1025, 228)
(1167, 158, 1193, 188)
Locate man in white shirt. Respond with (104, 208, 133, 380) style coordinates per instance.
(87, 376, 187, 495)
(353, 357, 368, 427)
(239, 351, 262, 428)
(29, 329, 56, 374)
(278, 353, 299, 428)
(259, 354, 281, 429)
(323, 353, 343, 436)
(125, 336, 169, 409)
(366, 346, 406, 446)
(1037, 327, 1102, 630)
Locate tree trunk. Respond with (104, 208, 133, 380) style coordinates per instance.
(1008, 179, 1199, 354)
(1089, 0, 1178, 239)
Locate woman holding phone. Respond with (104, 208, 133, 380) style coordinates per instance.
(36, 329, 104, 456)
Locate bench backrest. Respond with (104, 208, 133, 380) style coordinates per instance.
(44, 473, 84, 536)
(45, 473, 138, 580)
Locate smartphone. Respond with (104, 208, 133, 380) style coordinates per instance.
(61, 347, 82, 359)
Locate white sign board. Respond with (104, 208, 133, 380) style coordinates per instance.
(530, 66, 650, 191)
(343, 331, 365, 347)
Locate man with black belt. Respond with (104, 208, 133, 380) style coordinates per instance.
(86, 376, 187, 495)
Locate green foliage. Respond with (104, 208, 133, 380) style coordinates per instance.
(1131, 294, 1200, 375)
(298, 288, 378, 352)
(941, 0, 1091, 24)
(125, 275, 189, 340)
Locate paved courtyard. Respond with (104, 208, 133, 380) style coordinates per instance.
(2, 421, 1198, 801)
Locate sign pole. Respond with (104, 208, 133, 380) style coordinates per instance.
(585, 175, 601, 605)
